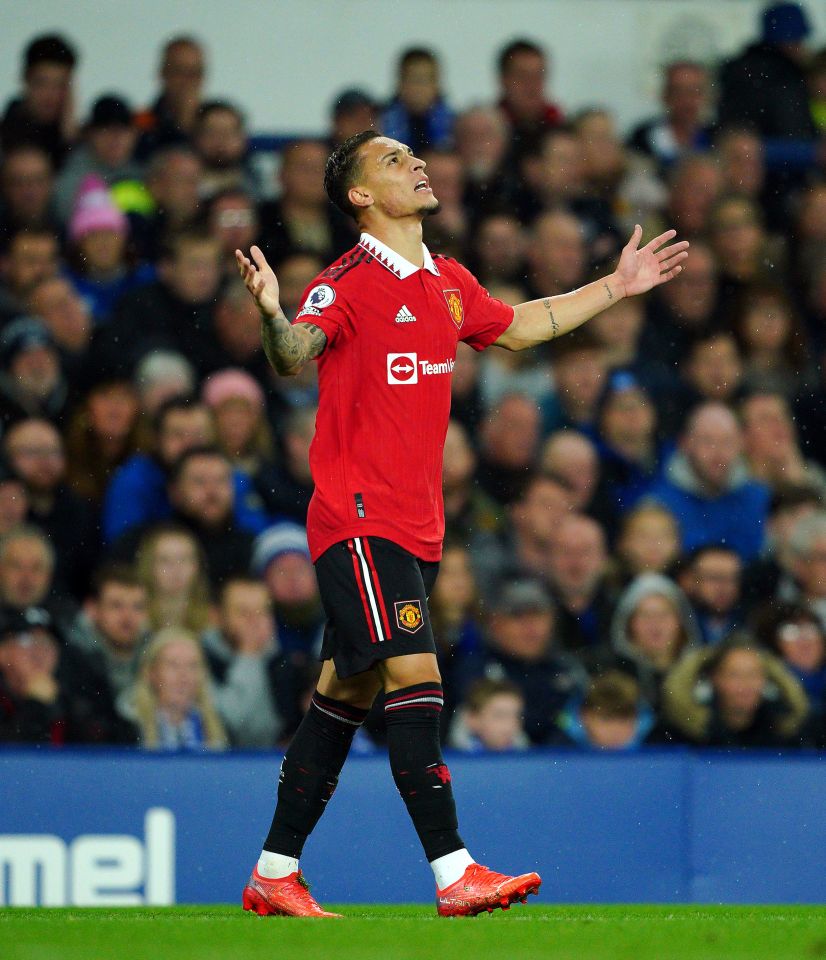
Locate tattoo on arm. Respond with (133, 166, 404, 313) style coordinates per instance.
(603, 282, 614, 301)
(261, 310, 328, 375)
(543, 298, 560, 340)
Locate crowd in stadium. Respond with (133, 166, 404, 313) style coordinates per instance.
(0, 2, 825, 753)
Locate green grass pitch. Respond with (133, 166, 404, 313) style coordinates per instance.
(3, 905, 826, 960)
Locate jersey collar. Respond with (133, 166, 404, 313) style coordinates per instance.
(359, 232, 440, 279)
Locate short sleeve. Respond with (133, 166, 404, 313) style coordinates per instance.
(292, 280, 350, 347)
(451, 262, 515, 351)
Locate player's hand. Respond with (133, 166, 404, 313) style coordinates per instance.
(235, 245, 282, 319)
(612, 225, 689, 299)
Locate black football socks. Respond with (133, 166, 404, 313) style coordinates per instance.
(384, 682, 465, 861)
(263, 691, 369, 858)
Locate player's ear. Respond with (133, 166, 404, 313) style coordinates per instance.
(348, 185, 373, 213)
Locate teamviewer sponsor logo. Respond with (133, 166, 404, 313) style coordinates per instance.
(387, 353, 418, 384)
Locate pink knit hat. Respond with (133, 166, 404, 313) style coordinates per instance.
(69, 174, 128, 241)
(202, 368, 265, 410)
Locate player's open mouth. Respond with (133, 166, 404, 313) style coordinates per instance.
(414, 179, 431, 192)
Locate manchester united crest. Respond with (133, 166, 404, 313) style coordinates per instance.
(442, 289, 464, 330)
(395, 600, 424, 634)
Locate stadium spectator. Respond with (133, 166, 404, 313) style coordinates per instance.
(733, 289, 813, 399)
(740, 392, 826, 495)
(113, 446, 255, 590)
(742, 485, 823, 604)
(572, 108, 666, 240)
(470, 214, 527, 290)
(662, 154, 723, 240)
(662, 638, 811, 748)
(202, 368, 274, 478)
(676, 545, 744, 646)
(27, 276, 93, 382)
(496, 38, 564, 160)
(752, 602, 826, 717)
(202, 576, 303, 748)
(191, 100, 257, 200)
(133, 351, 195, 418)
(783, 511, 826, 628)
(553, 671, 658, 750)
(420, 150, 467, 255)
(71, 564, 150, 697)
(211, 282, 273, 386)
(627, 61, 713, 169)
(540, 430, 607, 526)
(639, 241, 720, 373)
(65, 175, 154, 325)
(136, 146, 203, 261)
(427, 542, 485, 717)
(0, 34, 78, 169)
(102, 397, 213, 543)
(546, 329, 608, 432)
(64, 377, 143, 503)
(118, 627, 227, 751)
(259, 140, 356, 266)
(714, 126, 767, 204)
(614, 503, 681, 582)
(0, 317, 69, 429)
(0, 605, 131, 745)
(135, 523, 211, 635)
(479, 472, 571, 593)
(647, 402, 769, 561)
(135, 36, 207, 158)
(448, 678, 529, 752)
(677, 330, 745, 415)
(94, 230, 223, 377)
(192, 100, 258, 200)
(587, 296, 646, 372)
(4, 418, 98, 597)
(0, 146, 59, 250)
(207, 190, 261, 279)
(718, 2, 816, 141)
(252, 523, 324, 659)
(476, 394, 541, 507)
(381, 48, 454, 154)
(328, 89, 377, 148)
(593, 370, 665, 514)
(525, 209, 588, 299)
(459, 577, 586, 744)
(255, 405, 316, 524)
(546, 513, 615, 650)
(0, 228, 60, 321)
(709, 197, 779, 310)
(596, 573, 700, 706)
(453, 107, 509, 220)
(0, 526, 57, 611)
(54, 95, 143, 222)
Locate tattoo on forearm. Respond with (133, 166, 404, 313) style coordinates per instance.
(543, 298, 560, 340)
(261, 310, 327, 375)
(603, 282, 614, 301)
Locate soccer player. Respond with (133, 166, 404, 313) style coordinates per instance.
(235, 131, 688, 918)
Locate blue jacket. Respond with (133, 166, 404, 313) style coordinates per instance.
(380, 98, 454, 151)
(645, 452, 769, 562)
(102, 454, 269, 545)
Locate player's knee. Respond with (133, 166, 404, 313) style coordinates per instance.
(380, 653, 442, 692)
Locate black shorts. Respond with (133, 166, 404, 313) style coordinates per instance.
(315, 536, 440, 679)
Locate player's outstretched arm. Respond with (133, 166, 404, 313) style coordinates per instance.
(235, 245, 327, 376)
(494, 225, 689, 351)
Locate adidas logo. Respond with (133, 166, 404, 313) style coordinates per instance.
(395, 304, 416, 323)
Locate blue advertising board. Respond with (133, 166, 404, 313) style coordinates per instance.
(1, 749, 824, 906)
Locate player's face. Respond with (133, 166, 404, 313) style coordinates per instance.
(353, 137, 440, 219)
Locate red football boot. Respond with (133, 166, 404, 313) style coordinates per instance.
(242, 867, 342, 918)
(436, 863, 542, 917)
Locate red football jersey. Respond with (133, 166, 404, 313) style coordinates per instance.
(293, 232, 514, 562)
